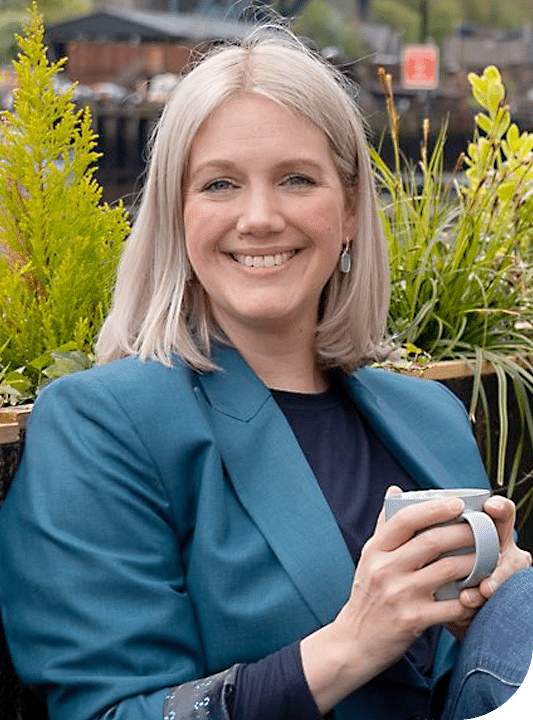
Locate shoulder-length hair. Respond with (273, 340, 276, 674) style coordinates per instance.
(96, 27, 390, 372)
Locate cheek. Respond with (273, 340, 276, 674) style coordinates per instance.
(182, 224, 205, 284)
(183, 205, 210, 262)
(183, 200, 230, 250)
(184, 239, 209, 286)
(312, 195, 346, 234)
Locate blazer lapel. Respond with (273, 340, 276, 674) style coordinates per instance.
(195, 346, 354, 627)
(342, 368, 489, 491)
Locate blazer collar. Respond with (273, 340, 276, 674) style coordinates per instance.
(342, 367, 489, 492)
(194, 345, 457, 618)
(340, 370, 450, 490)
(196, 345, 472, 491)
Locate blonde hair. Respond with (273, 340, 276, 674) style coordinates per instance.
(96, 27, 390, 372)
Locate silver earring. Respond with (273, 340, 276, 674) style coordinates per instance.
(340, 244, 351, 274)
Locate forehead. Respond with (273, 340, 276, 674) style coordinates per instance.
(187, 92, 336, 168)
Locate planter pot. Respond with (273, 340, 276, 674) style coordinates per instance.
(0, 407, 31, 512)
(401, 360, 533, 554)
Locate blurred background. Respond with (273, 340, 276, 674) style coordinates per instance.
(2, 0, 533, 205)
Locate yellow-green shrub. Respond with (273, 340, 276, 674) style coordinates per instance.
(0, 4, 130, 398)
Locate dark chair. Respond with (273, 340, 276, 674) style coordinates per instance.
(1, 424, 49, 720)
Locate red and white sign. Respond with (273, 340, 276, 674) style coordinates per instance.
(401, 44, 439, 90)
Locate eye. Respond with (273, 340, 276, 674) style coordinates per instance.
(282, 174, 316, 188)
(202, 178, 237, 193)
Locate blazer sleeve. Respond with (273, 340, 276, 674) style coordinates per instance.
(0, 369, 236, 720)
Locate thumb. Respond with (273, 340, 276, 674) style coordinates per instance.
(375, 485, 403, 530)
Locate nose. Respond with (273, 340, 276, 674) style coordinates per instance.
(236, 185, 286, 237)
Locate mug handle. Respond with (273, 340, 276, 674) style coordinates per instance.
(455, 510, 500, 592)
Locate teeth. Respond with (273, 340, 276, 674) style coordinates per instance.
(232, 250, 297, 268)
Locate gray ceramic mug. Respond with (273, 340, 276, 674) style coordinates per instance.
(384, 488, 500, 600)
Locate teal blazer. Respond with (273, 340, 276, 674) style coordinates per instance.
(0, 346, 490, 720)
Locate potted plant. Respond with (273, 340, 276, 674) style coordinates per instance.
(372, 66, 533, 546)
(0, 3, 129, 399)
(0, 3, 129, 493)
(0, 4, 129, 398)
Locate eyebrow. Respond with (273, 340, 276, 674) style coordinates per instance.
(188, 157, 328, 181)
(186, 160, 238, 182)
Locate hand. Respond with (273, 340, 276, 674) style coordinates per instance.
(301, 485, 479, 713)
(340, 486, 479, 661)
(447, 495, 532, 641)
(456, 495, 532, 610)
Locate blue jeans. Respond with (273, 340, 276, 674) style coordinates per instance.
(438, 567, 533, 719)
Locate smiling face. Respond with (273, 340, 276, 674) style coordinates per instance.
(183, 93, 356, 345)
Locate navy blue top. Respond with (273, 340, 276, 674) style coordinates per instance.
(231, 381, 441, 720)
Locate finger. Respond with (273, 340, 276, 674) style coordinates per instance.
(483, 496, 516, 547)
(484, 495, 515, 521)
(375, 496, 465, 552)
(397, 522, 475, 572)
(478, 547, 532, 599)
(416, 550, 477, 596)
(458, 586, 486, 609)
(418, 596, 477, 630)
(374, 485, 403, 531)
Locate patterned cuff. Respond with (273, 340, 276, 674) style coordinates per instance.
(163, 665, 240, 720)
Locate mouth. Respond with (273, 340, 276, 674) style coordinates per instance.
(230, 249, 300, 268)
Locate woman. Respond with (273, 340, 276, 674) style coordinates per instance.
(0, 27, 531, 720)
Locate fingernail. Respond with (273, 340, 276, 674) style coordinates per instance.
(464, 589, 477, 604)
(385, 485, 402, 497)
(446, 498, 465, 513)
(487, 498, 505, 511)
(486, 579, 497, 596)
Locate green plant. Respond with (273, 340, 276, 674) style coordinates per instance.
(372, 66, 533, 517)
(0, 341, 32, 405)
(0, 343, 90, 405)
(0, 4, 130, 402)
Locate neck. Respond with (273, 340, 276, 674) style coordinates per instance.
(216, 319, 328, 393)
(248, 344, 328, 393)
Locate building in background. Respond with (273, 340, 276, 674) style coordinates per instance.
(46, 7, 250, 85)
(91, 1, 241, 13)
(41, 4, 533, 206)
(45, 6, 252, 203)
(92, 2, 174, 10)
